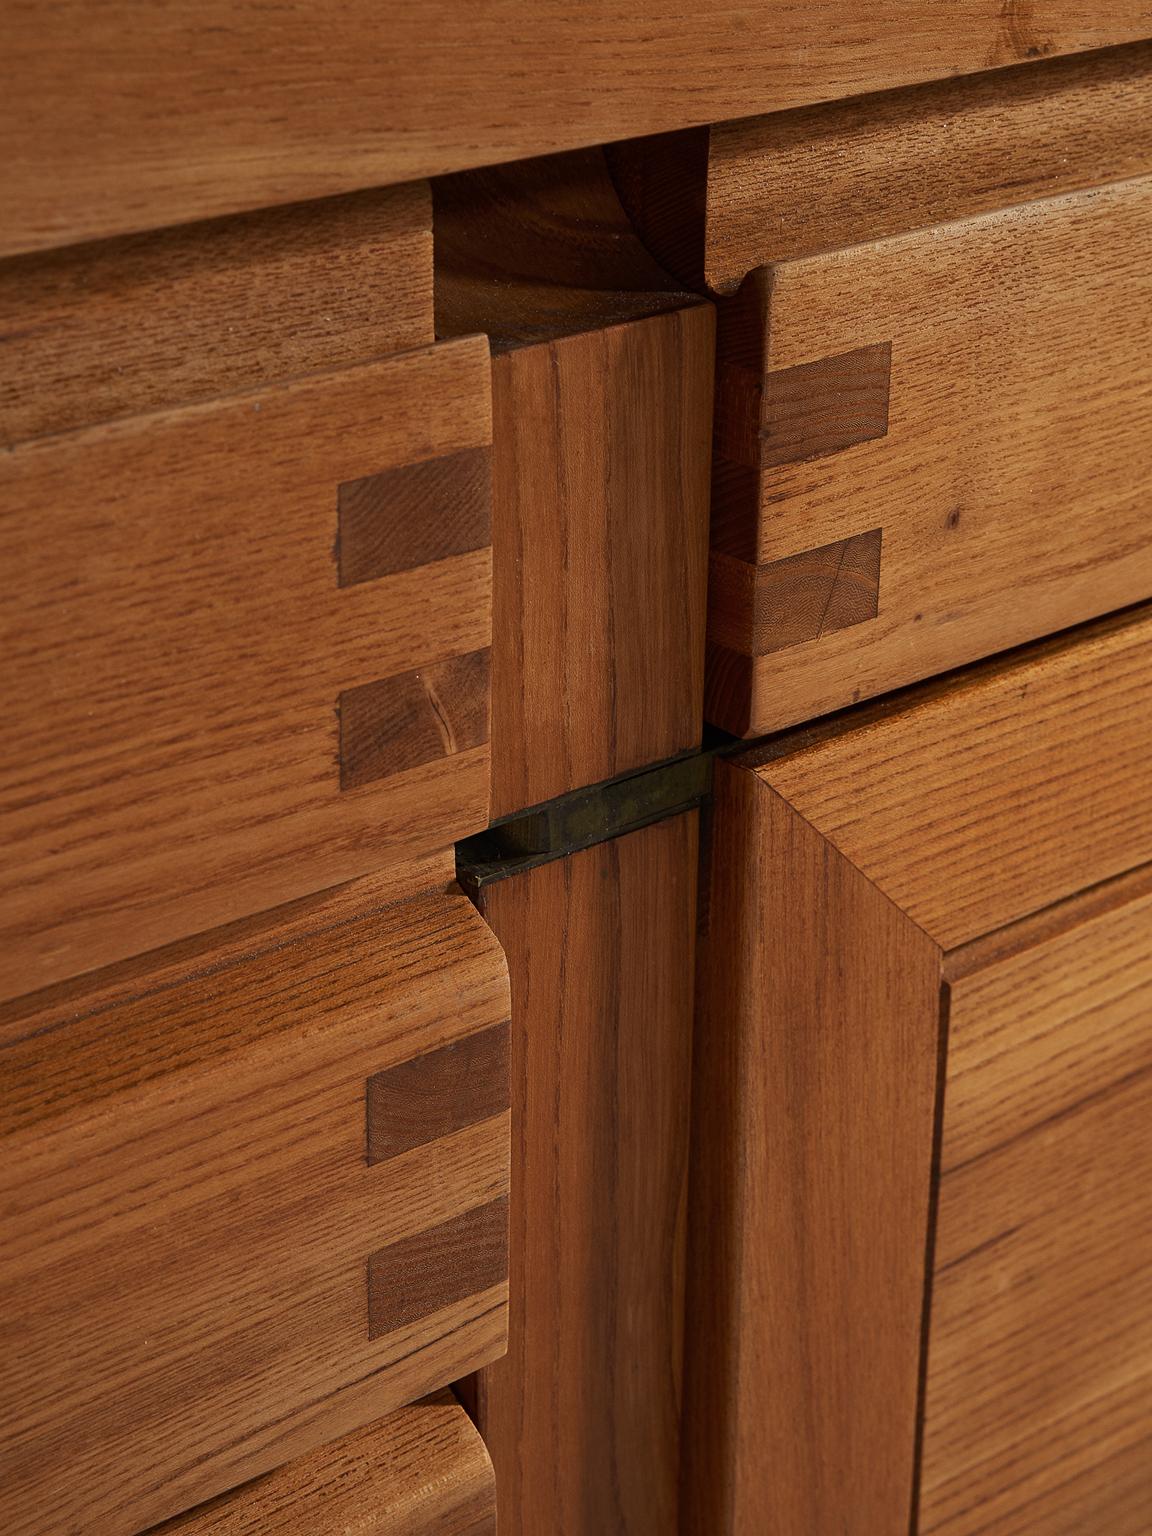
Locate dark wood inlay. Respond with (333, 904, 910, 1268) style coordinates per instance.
(367, 1021, 510, 1165)
(709, 454, 762, 563)
(752, 529, 883, 655)
(760, 342, 891, 466)
(339, 648, 490, 790)
(703, 642, 755, 739)
(337, 445, 491, 587)
(367, 1197, 509, 1339)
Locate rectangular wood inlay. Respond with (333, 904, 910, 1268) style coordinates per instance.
(339, 648, 490, 790)
(367, 1021, 510, 1165)
(337, 445, 491, 587)
(761, 342, 891, 466)
(752, 528, 883, 654)
(367, 1197, 509, 1339)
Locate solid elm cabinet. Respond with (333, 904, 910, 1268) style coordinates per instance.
(688, 604, 1152, 1534)
(3, 11, 1152, 1536)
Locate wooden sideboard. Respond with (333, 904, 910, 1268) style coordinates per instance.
(2, 10, 1150, 1534)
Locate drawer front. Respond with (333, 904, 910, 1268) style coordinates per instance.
(0, 182, 433, 446)
(0, 337, 492, 999)
(687, 606, 1152, 1533)
(706, 174, 1152, 735)
(154, 1391, 496, 1535)
(0, 888, 510, 1536)
(922, 886, 1152, 1534)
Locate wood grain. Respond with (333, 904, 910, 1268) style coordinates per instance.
(369, 1197, 509, 1338)
(615, 40, 1152, 291)
(705, 175, 1152, 735)
(437, 151, 714, 816)
(337, 447, 490, 587)
(750, 342, 892, 467)
(150, 1391, 496, 1535)
(684, 758, 943, 1534)
(435, 149, 699, 350)
(0, 338, 492, 1000)
(339, 650, 490, 790)
(0, 184, 432, 446)
(367, 1021, 510, 1165)
(920, 892, 1152, 1533)
(708, 530, 883, 655)
(747, 604, 1152, 948)
(470, 813, 698, 1534)
(694, 610, 1152, 1532)
(5, 3, 1148, 256)
(0, 888, 510, 1536)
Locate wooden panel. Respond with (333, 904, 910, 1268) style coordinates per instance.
(368, 1197, 509, 1337)
(437, 152, 713, 816)
(920, 892, 1152, 1533)
(470, 813, 697, 1534)
(684, 759, 943, 1534)
(0, 888, 510, 1536)
(702, 176, 1152, 735)
(486, 319, 713, 813)
(6, 4, 1148, 257)
(0, 338, 492, 999)
(616, 41, 1152, 291)
(152, 1391, 496, 1535)
(747, 605, 1152, 948)
(0, 184, 432, 446)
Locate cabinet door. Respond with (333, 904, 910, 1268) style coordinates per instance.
(922, 883, 1152, 1534)
(688, 604, 1152, 1534)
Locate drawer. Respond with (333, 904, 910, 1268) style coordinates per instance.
(703, 174, 1152, 734)
(687, 605, 1152, 1533)
(153, 1391, 496, 1535)
(612, 42, 1152, 293)
(0, 337, 492, 999)
(0, 182, 433, 446)
(0, 882, 510, 1536)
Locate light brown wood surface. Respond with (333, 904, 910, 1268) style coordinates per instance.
(469, 813, 697, 1533)
(0, 338, 492, 1000)
(691, 606, 1152, 1531)
(437, 152, 713, 816)
(749, 605, 1152, 947)
(0, 886, 510, 1536)
(0, 183, 431, 445)
(921, 889, 1152, 1533)
(685, 761, 943, 1535)
(615, 41, 1152, 290)
(152, 1391, 496, 1535)
(702, 174, 1152, 734)
(5, 4, 1149, 257)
